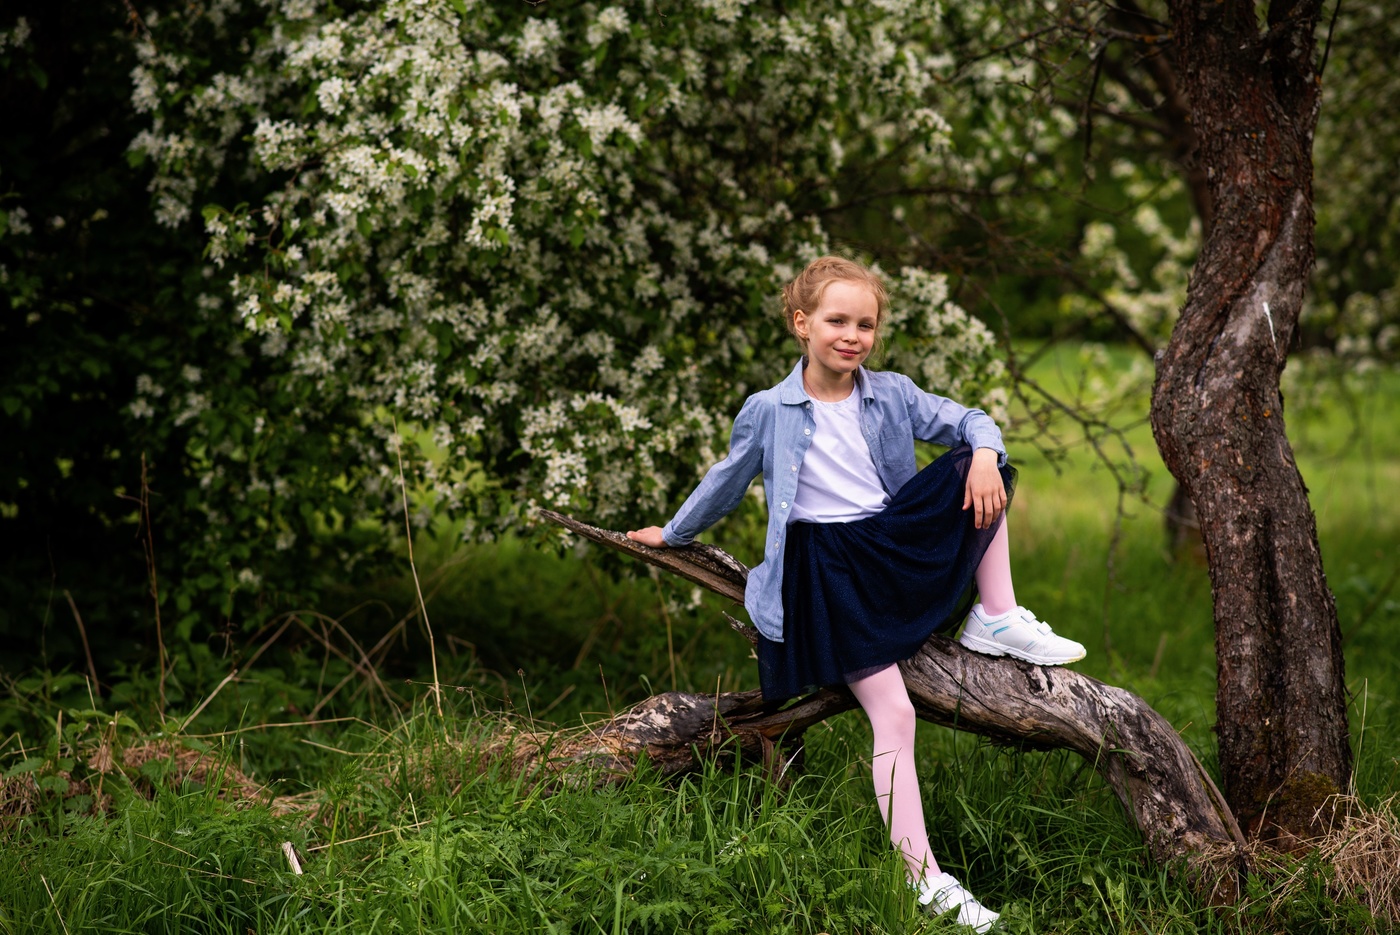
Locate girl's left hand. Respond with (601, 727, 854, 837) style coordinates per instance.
(963, 448, 1007, 530)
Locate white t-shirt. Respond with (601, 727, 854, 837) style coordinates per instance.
(789, 387, 891, 524)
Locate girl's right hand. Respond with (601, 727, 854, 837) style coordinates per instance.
(625, 526, 669, 548)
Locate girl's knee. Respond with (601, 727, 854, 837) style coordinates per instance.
(867, 698, 917, 745)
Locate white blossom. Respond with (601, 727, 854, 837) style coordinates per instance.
(517, 18, 561, 61)
(317, 77, 348, 115)
(0, 16, 32, 52)
(135, 374, 165, 397)
(586, 7, 629, 47)
(5, 207, 32, 236)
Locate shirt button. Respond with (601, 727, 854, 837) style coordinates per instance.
(780, 501, 788, 509)
(790, 464, 797, 471)
(803, 428, 811, 436)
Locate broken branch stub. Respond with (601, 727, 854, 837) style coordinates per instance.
(538, 509, 1241, 876)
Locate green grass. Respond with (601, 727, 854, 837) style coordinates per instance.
(2, 350, 1397, 934)
(2, 713, 1242, 935)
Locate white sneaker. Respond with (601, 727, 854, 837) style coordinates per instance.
(959, 604, 1086, 666)
(916, 872, 1001, 932)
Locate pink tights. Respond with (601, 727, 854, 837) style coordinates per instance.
(974, 517, 1016, 616)
(848, 665, 941, 880)
(847, 516, 1016, 882)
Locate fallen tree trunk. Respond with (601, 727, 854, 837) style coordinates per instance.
(537, 509, 1244, 881)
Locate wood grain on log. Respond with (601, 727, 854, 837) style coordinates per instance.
(537, 509, 1243, 876)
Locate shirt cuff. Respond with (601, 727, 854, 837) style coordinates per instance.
(661, 522, 692, 548)
(969, 438, 1008, 467)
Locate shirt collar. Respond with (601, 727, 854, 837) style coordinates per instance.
(778, 358, 874, 404)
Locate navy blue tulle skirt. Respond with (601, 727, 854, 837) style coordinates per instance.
(756, 446, 1016, 702)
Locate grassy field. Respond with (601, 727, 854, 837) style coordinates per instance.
(2, 351, 1397, 934)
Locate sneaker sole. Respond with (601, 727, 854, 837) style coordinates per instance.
(958, 632, 1086, 666)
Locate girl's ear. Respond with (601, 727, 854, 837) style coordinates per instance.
(792, 309, 809, 339)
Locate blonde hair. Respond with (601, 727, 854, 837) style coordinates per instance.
(781, 255, 890, 352)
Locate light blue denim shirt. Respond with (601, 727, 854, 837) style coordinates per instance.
(662, 359, 1006, 642)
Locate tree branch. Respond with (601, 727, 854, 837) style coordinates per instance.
(536, 509, 1243, 881)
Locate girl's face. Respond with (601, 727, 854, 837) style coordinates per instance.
(793, 279, 879, 384)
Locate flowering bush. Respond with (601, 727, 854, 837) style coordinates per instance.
(131, 0, 1010, 557)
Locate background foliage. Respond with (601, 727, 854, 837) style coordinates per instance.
(1, 0, 1396, 783)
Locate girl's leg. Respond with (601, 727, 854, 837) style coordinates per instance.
(847, 664, 940, 882)
(964, 516, 1085, 664)
(974, 516, 1016, 616)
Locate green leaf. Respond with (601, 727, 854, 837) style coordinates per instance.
(7, 758, 44, 777)
(176, 612, 200, 641)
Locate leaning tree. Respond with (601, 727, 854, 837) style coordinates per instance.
(1149, 0, 1350, 841)
(956, 0, 1354, 841)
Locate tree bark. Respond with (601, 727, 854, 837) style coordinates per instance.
(1151, 0, 1351, 841)
(539, 510, 1243, 881)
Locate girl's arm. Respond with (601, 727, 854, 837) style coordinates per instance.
(896, 375, 1008, 529)
(899, 374, 1005, 461)
(627, 395, 766, 548)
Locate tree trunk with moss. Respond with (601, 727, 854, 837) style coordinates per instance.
(1151, 0, 1351, 841)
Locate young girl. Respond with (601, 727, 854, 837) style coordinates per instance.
(627, 256, 1085, 931)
